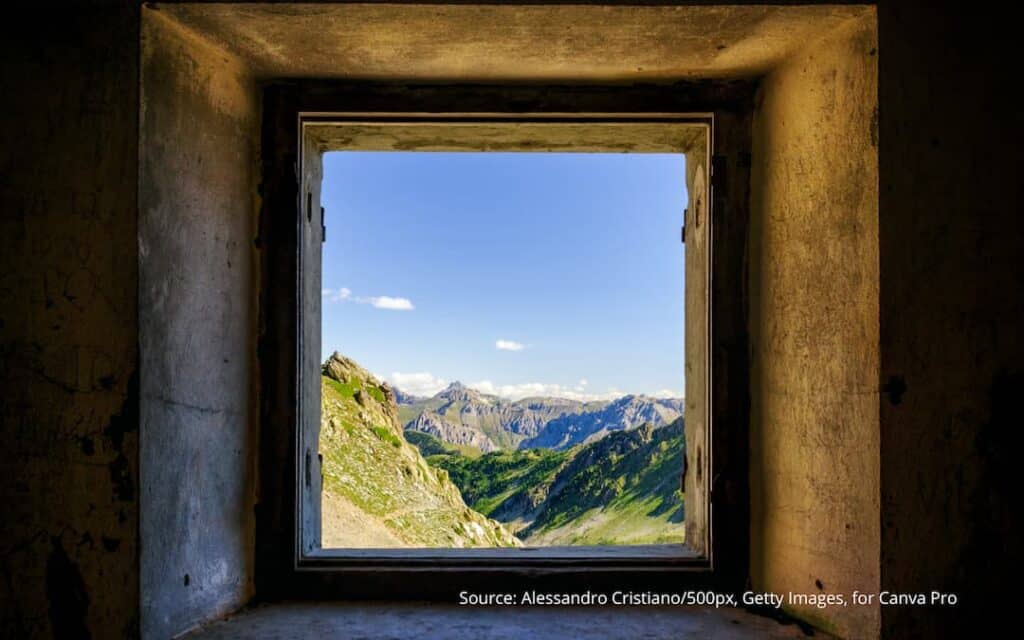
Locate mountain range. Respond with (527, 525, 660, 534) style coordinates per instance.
(396, 381, 683, 452)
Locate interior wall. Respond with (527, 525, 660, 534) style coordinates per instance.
(1, 3, 1020, 639)
(876, 4, 1024, 637)
(0, 5, 142, 638)
(749, 14, 879, 638)
(138, 10, 260, 639)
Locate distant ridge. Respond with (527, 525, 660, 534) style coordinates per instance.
(396, 381, 682, 451)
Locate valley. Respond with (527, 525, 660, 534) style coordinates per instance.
(318, 352, 685, 548)
(410, 420, 685, 545)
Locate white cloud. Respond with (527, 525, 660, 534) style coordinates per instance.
(322, 287, 352, 303)
(578, 379, 589, 387)
(649, 388, 683, 399)
(322, 287, 414, 311)
(495, 339, 525, 352)
(386, 374, 682, 402)
(468, 380, 627, 402)
(390, 372, 448, 396)
(363, 296, 414, 311)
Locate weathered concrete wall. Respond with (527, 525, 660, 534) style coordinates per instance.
(158, 3, 869, 82)
(749, 14, 879, 638)
(876, 4, 1024, 638)
(0, 5, 142, 638)
(139, 10, 260, 639)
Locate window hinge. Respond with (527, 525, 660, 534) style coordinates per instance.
(709, 472, 723, 502)
(681, 453, 688, 490)
(321, 206, 326, 243)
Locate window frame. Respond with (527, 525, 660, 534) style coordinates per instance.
(256, 83, 751, 599)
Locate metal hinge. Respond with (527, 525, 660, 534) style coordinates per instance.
(709, 472, 723, 501)
(321, 206, 326, 243)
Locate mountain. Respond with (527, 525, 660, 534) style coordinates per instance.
(397, 382, 682, 452)
(520, 395, 684, 450)
(397, 382, 588, 450)
(393, 387, 428, 405)
(406, 410, 498, 453)
(318, 353, 519, 548)
(413, 418, 685, 545)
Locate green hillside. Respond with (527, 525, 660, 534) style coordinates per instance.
(404, 429, 484, 459)
(413, 419, 686, 546)
(318, 353, 519, 548)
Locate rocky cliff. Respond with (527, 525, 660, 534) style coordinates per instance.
(319, 353, 519, 548)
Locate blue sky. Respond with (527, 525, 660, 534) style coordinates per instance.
(321, 151, 686, 401)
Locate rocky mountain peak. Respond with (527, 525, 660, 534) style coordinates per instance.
(323, 351, 360, 383)
(438, 381, 482, 402)
(322, 352, 396, 408)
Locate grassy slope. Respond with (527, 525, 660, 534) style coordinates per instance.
(319, 361, 519, 548)
(435, 446, 571, 525)
(404, 430, 483, 459)
(524, 421, 685, 545)
(413, 419, 685, 546)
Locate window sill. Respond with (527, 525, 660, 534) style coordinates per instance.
(301, 543, 706, 571)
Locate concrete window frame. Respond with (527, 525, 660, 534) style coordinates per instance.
(257, 83, 750, 599)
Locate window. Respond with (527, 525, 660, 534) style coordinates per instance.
(317, 150, 687, 550)
(257, 84, 741, 596)
(297, 114, 710, 560)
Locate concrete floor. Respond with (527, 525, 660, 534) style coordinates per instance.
(184, 602, 820, 639)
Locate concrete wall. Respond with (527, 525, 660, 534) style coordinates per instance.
(876, 4, 1024, 638)
(138, 11, 260, 639)
(0, 5, 142, 638)
(749, 15, 879, 638)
